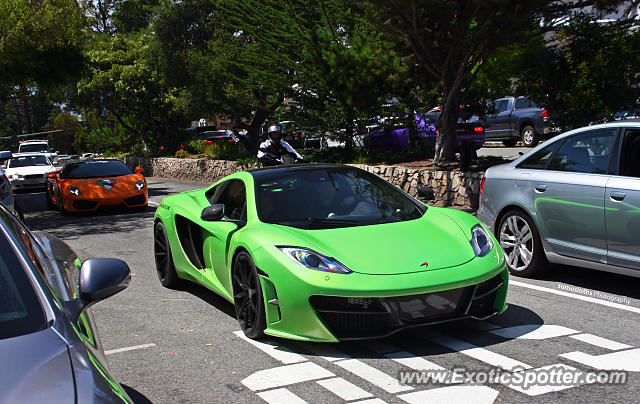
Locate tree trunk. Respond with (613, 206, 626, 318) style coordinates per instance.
(22, 96, 32, 135)
(434, 69, 462, 165)
(434, 95, 459, 164)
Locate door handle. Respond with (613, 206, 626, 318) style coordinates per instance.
(535, 184, 547, 192)
(610, 191, 626, 201)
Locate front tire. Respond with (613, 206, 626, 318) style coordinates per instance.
(232, 251, 266, 339)
(497, 209, 548, 277)
(521, 125, 539, 147)
(46, 188, 56, 210)
(154, 222, 180, 288)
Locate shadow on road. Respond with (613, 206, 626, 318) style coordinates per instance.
(534, 264, 640, 302)
(175, 281, 237, 319)
(122, 384, 154, 404)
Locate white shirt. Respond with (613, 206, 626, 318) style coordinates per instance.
(257, 139, 303, 160)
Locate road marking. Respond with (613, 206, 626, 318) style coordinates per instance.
(560, 347, 640, 371)
(398, 385, 499, 404)
(316, 377, 374, 401)
(234, 331, 307, 364)
(568, 333, 633, 351)
(303, 343, 352, 362)
(241, 362, 334, 392)
(431, 336, 532, 372)
(104, 343, 156, 355)
(351, 399, 389, 404)
(148, 201, 159, 207)
(510, 280, 640, 314)
(488, 325, 579, 340)
(257, 388, 308, 404)
(334, 359, 414, 393)
(502, 364, 588, 396)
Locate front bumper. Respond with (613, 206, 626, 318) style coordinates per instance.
(253, 245, 509, 342)
(10, 178, 46, 189)
(63, 192, 148, 212)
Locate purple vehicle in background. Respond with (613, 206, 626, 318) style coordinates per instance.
(366, 113, 486, 151)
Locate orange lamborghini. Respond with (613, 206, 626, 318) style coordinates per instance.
(46, 160, 148, 213)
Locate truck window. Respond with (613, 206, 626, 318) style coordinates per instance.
(515, 97, 538, 110)
(497, 100, 509, 113)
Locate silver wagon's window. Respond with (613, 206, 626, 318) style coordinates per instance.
(549, 129, 617, 174)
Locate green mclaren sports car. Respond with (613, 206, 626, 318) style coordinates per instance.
(153, 164, 508, 342)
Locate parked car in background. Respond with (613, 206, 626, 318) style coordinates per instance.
(197, 129, 237, 144)
(5, 153, 56, 191)
(18, 140, 58, 163)
(0, 203, 133, 403)
(478, 120, 640, 278)
(365, 113, 486, 151)
(277, 121, 323, 149)
(0, 165, 14, 212)
(0, 151, 11, 168)
(479, 96, 560, 147)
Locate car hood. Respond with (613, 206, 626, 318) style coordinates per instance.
(6, 166, 54, 176)
(0, 328, 75, 403)
(277, 208, 475, 275)
(62, 175, 142, 192)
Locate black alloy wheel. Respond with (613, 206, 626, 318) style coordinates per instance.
(232, 251, 266, 339)
(154, 222, 179, 288)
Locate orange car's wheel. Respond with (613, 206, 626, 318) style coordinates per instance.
(57, 191, 69, 215)
(45, 188, 56, 210)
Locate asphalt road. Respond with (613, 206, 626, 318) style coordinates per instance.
(15, 178, 640, 404)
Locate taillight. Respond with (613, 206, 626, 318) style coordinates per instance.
(474, 126, 484, 132)
(541, 109, 550, 118)
(228, 139, 234, 142)
(480, 177, 486, 194)
(205, 140, 213, 144)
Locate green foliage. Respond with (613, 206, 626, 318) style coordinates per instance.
(52, 113, 83, 153)
(174, 149, 190, 158)
(0, 0, 86, 88)
(186, 139, 207, 154)
(512, 15, 640, 127)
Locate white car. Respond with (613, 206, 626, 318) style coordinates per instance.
(18, 139, 58, 163)
(0, 165, 14, 212)
(5, 153, 56, 191)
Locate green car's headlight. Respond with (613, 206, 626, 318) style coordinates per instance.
(470, 224, 493, 257)
(278, 247, 352, 274)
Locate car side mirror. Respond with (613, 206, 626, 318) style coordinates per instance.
(201, 204, 225, 221)
(135, 166, 144, 174)
(417, 186, 436, 202)
(64, 258, 131, 322)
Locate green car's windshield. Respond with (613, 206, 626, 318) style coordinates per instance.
(254, 167, 426, 229)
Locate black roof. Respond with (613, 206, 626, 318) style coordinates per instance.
(248, 163, 352, 178)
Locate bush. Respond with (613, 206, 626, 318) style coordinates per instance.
(174, 149, 191, 158)
(187, 139, 206, 154)
(202, 141, 246, 160)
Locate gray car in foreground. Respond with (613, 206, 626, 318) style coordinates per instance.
(0, 203, 133, 403)
(478, 121, 640, 277)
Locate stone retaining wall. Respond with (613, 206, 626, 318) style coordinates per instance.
(122, 157, 482, 209)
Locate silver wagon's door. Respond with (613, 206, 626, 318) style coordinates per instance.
(530, 129, 617, 263)
(605, 129, 640, 270)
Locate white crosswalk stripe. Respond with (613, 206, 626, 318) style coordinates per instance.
(398, 385, 500, 404)
(241, 362, 334, 392)
(568, 333, 633, 350)
(317, 377, 374, 401)
(334, 359, 414, 393)
(431, 335, 533, 371)
(234, 331, 307, 364)
(488, 324, 579, 340)
(257, 388, 308, 404)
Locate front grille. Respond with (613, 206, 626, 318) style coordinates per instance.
(467, 274, 504, 319)
(24, 174, 43, 180)
(310, 288, 472, 339)
(385, 287, 470, 323)
(124, 194, 146, 206)
(73, 200, 99, 210)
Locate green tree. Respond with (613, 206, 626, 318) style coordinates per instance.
(52, 113, 83, 153)
(513, 15, 640, 128)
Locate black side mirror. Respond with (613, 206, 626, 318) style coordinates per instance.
(65, 258, 131, 322)
(417, 186, 436, 202)
(201, 204, 224, 221)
